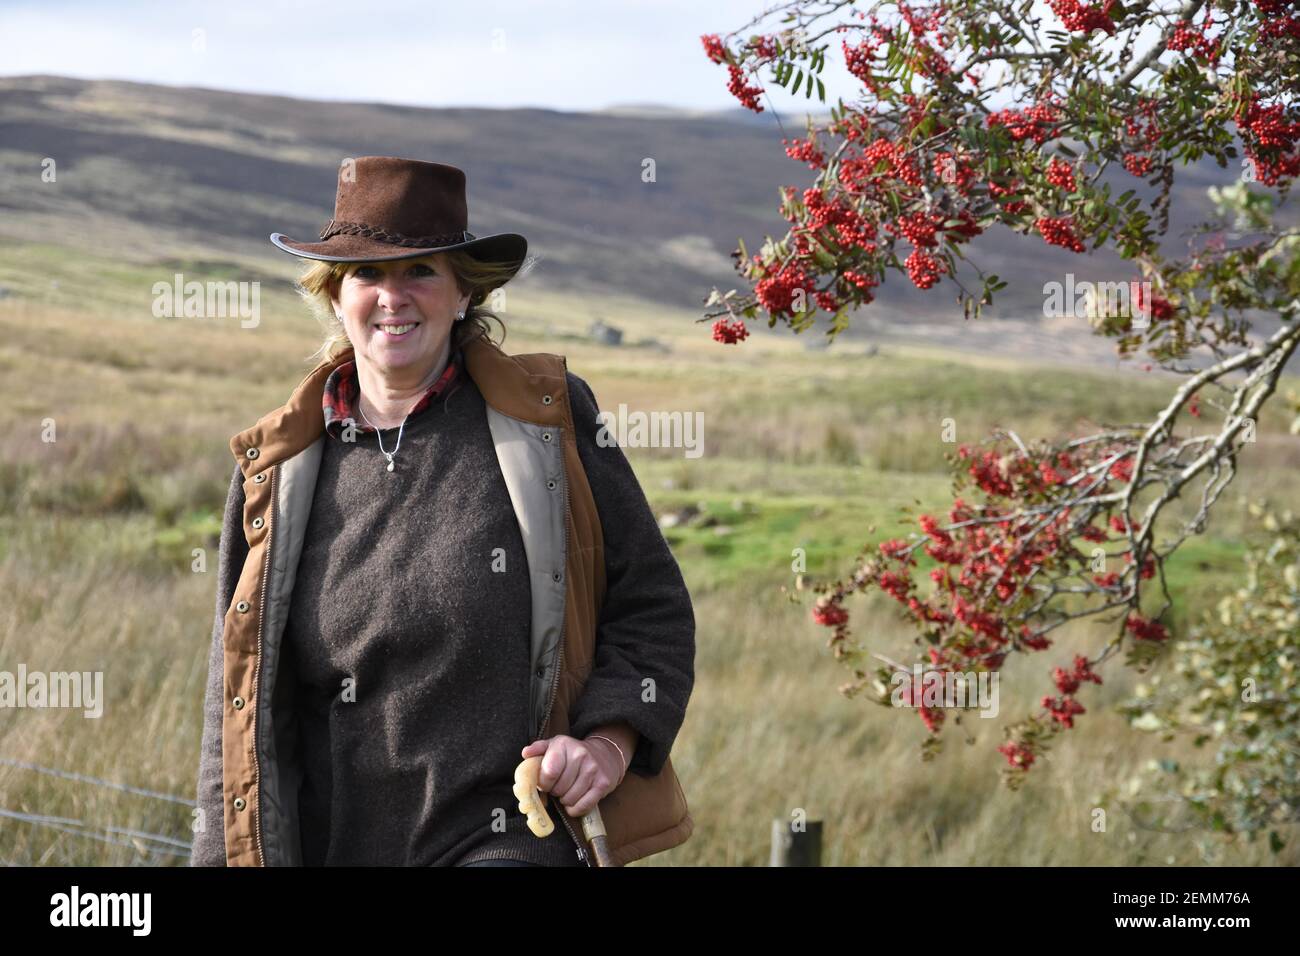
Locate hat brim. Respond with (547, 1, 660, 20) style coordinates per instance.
(269, 231, 528, 272)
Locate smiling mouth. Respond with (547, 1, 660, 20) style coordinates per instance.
(375, 322, 419, 337)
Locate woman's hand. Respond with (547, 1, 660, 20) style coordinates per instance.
(520, 734, 626, 818)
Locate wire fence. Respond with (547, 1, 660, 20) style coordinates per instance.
(0, 756, 195, 863)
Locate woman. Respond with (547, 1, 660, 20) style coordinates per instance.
(190, 157, 696, 867)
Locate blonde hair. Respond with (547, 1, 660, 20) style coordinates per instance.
(293, 250, 520, 364)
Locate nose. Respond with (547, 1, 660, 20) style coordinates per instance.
(373, 272, 415, 312)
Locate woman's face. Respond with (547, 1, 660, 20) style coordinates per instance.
(330, 252, 469, 377)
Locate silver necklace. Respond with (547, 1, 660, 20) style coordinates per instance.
(339, 309, 464, 472)
(357, 399, 409, 473)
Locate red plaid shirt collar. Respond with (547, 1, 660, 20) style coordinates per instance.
(323, 348, 464, 439)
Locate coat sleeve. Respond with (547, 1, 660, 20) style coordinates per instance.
(562, 370, 696, 777)
(190, 462, 249, 866)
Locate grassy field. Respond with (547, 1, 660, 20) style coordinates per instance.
(1, 258, 1297, 866)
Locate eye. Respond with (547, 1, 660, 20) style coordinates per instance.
(351, 264, 432, 279)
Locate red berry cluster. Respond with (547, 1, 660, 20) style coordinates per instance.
(700, 33, 728, 64)
(1133, 283, 1174, 322)
(899, 1, 943, 38)
(1123, 153, 1154, 177)
(907, 40, 952, 80)
(1048, 0, 1119, 35)
(988, 179, 1029, 215)
(711, 317, 749, 344)
(1168, 20, 1198, 49)
(726, 63, 765, 113)
(1080, 522, 1109, 543)
(933, 151, 976, 193)
(905, 249, 946, 288)
(997, 741, 1036, 768)
(1045, 157, 1077, 192)
(801, 188, 879, 254)
(811, 434, 1168, 772)
(1124, 97, 1161, 146)
(1042, 695, 1087, 727)
(842, 37, 876, 87)
(1108, 455, 1136, 483)
(783, 135, 826, 170)
(1166, 12, 1223, 62)
(841, 22, 892, 94)
(812, 600, 848, 626)
(748, 34, 778, 60)
(1109, 512, 1141, 534)
(754, 262, 816, 315)
(840, 268, 878, 292)
(945, 207, 984, 243)
(1051, 658, 1104, 723)
(1120, 96, 1162, 180)
(987, 103, 1062, 146)
(1122, 550, 1157, 580)
(1239, 97, 1300, 149)
(1035, 216, 1086, 252)
(900, 92, 950, 136)
(1125, 612, 1169, 642)
(1260, 15, 1300, 41)
(1256, 0, 1300, 42)
(1236, 94, 1300, 186)
(861, 137, 924, 187)
(887, 209, 945, 248)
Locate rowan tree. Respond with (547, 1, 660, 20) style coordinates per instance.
(700, 0, 1300, 832)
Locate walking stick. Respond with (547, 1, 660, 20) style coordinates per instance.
(514, 754, 617, 867)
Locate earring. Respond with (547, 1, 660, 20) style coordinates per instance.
(455, 310, 466, 322)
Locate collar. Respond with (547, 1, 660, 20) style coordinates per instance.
(229, 332, 570, 479)
(322, 348, 464, 440)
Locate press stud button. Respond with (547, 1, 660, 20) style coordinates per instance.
(236, 600, 250, 613)
(232, 696, 245, 709)
(233, 796, 246, 811)
(251, 517, 264, 530)
(245, 448, 260, 460)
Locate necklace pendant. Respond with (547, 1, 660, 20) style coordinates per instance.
(386, 461, 395, 473)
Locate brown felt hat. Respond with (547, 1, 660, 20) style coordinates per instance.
(269, 156, 528, 277)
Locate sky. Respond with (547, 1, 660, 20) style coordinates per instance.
(0, 0, 870, 113)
